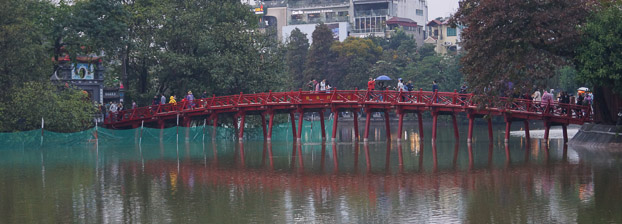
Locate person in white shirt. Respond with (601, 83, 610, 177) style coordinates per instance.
(532, 89, 542, 102)
(320, 79, 326, 92)
(397, 78, 406, 91)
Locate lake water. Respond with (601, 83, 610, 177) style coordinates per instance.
(0, 121, 620, 223)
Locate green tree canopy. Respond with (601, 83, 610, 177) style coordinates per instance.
(331, 37, 382, 89)
(0, 0, 53, 98)
(452, 0, 593, 98)
(303, 24, 336, 83)
(0, 82, 96, 132)
(576, 2, 622, 123)
(286, 28, 309, 89)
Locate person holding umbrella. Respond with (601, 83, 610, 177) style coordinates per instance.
(375, 75, 392, 101)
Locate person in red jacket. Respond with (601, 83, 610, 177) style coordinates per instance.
(367, 77, 376, 91)
(367, 77, 376, 100)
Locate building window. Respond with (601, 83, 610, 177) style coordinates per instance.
(290, 14, 303, 24)
(325, 12, 335, 22)
(308, 13, 321, 23)
(416, 9, 424, 16)
(447, 27, 457, 36)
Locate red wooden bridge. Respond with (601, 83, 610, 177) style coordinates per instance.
(103, 89, 592, 143)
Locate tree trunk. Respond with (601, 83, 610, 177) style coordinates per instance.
(593, 85, 622, 124)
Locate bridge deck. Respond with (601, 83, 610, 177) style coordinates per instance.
(103, 90, 591, 142)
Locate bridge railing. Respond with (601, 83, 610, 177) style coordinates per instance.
(104, 90, 593, 125)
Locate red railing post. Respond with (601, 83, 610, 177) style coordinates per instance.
(267, 90, 272, 104)
(452, 89, 457, 104)
(129, 108, 137, 120)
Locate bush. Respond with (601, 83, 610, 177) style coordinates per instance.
(0, 82, 96, 132)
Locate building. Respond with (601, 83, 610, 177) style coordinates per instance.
(350, 0, 427, 40)
(425, 18, 461, 54)
(282, 22, 349, 44)
(50, 53, 123, 105)
(245, 0, 428, 47)
(385, 17, 424, 47)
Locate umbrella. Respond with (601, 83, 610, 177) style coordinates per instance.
(578, 87, 590, 92)
(376, 75, 391, 81)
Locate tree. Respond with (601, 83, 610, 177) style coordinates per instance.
(285, 28, 309, 89)
(576, 2, 622, 124)
(556, 66, 579, 94)
(452, 0, 593, 98)
(119, 0, 286, 102)
(0, 0, 53, 99)
(303, 24, 336, 83)
(331, 37, 382, 89)
(0, 82, 96, 132)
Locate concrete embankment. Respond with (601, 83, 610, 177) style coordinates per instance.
(569, 124, 622, 150)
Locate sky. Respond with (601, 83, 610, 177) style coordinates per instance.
(428, 0, 460, 20)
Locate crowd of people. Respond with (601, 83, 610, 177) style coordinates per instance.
(530, 88, 592, 116)
(306, 79, 333, 93)
(103, 90, 208, 120)
(103, 78, 592, 120)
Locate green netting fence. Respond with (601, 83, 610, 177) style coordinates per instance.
(0, 120, 338, 148)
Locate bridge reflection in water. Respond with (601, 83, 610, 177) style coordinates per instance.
(3, 128, 621, 223)
(90, 139, 612, 223)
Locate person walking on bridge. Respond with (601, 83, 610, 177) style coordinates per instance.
(541, 90, 553, 113)
(161, 94, 166, 105)
(153, 95, 159, 106)
(169, 96, 177, 105)
(367, 78, 375, 91)
(367, 78, 376, 100)
(308, 79, 317, 92)
(109, 102, 118, 121)
(186, 91, 195, 109)
(432, 80, 439, 102)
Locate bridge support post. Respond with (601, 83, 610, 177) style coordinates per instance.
(364, 109, 371, 142)
(384, 110, 391, 141)
(261, 114, 267, 140)
(562, 124, 568, 143)
(319, 110, 326, 141)
(452, 113, 459, 141)
(182, 116, 192, 127)
(505, 121, 511, 143)
(157, 119, 165, 129)
(297, 110, 304, 142)
(432, 111, 438, 142)
(212, 114, 219, 139)
(467, 114, 474, 143)
(417, 112, 424, 139)
(397, 111, 404, 141)
(352, 109, 359, 141)
(524, 120, 530, 145)
(331, 110, 339, 141)
(267, 112, 274, 141)
(487, 117, 493, 142)
(290, 111, 297, 141)
(237, 112, 246, 141)
(543, 121, 550, 142)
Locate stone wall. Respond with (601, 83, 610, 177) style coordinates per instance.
(569, 123, 622, 150)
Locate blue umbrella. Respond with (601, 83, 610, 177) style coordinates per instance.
(376, 75, 391, 81)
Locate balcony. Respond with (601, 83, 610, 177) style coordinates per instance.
(350, 28, 386, 34)
(325, 16, 349, 23)
(354, 9, 388, 17)
(288, 0, 349, 9)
